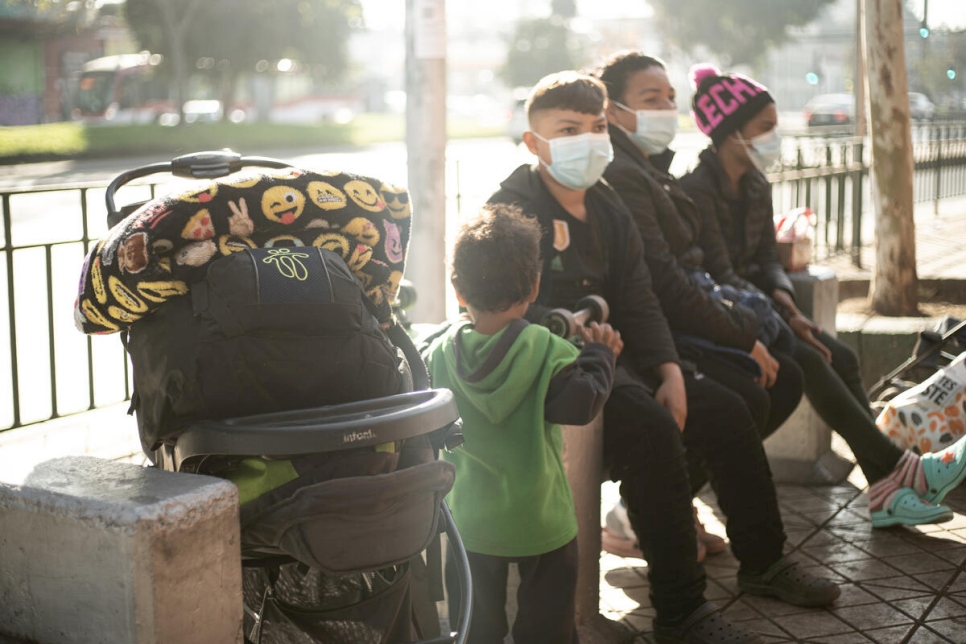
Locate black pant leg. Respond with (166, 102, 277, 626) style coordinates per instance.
(603, 384, 706, 625)
(446, 548, 509, 644)
(794, 332, 904, 483)
(680, 373, 787, 572)
(512, 538, 579, 644)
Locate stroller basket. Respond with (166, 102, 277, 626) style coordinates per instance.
(82, 151, 472, 644)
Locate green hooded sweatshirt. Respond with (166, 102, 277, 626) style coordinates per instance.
(426, 320, 584, 557)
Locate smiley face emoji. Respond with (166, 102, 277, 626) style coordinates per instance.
(173, 183, 218, 204)
(380, 183, 412, 218)
(342, 217, 381, 247)
(261, 186, 306, 224)
(344, 179, 385, 212)
(307, 181, 347, 211)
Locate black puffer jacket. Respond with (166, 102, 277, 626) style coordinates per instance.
(680, 147, 795, 300)
(603, 126, 759, 352)
(489, 163, 679, 379)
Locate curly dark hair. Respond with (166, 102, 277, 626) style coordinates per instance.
(450, 203, 542, 313)
(595, 51, 666, 105)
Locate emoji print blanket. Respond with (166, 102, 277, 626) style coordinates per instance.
(74, 167, 412, 334)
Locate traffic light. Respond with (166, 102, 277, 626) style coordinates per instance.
(948, 69, 957, 80)
(806, 72, 819, 86)
(920, 21, 930, 38)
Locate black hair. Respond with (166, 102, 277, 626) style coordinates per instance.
(595, 51, 666, 105)
(450, 203, 542, 312)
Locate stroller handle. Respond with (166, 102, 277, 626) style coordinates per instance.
(105, 150, 292, 227)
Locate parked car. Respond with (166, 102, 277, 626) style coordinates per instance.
(908, 92, 936, 121)
(803, 93, 855, 128)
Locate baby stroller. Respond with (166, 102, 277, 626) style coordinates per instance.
(868, 315, 966, 406)
(75, 150, 472, 643)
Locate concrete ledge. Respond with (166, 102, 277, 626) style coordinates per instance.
(764, 266, 853, 484)
(837, 313, 938, 390)
(0, 456, 242, 644)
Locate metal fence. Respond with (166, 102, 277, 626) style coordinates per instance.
(768, 120, 966, 268)
(4, 123, 966, 432)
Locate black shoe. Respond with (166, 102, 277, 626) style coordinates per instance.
(737, 556, 841, 607)
(653, 602, 763, 644)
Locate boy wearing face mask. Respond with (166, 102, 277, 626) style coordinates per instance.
(489, 71, 839, 644)
(680, 64, 966, 529)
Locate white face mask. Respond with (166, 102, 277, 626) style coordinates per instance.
(614, 103, 678, 155)
(738, 129, 782, 172)
(533, 131, 614, 190)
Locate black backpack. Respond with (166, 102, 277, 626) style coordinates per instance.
(127, 246, 409, 455)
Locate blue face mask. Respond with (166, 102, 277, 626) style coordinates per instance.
(738, 129, 782, 172)
(533, 131, 614, 190)
(613, 103, 679, 155)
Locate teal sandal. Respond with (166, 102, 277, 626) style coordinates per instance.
(871, 487, 953, 528)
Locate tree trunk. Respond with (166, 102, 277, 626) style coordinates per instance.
(863, 0, 919, 315)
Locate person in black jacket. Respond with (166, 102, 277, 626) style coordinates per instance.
(679, 64, 966, 529)
(489, 70, 840, 644)
(595, 51, 804, 470)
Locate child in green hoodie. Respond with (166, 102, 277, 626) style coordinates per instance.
(425, 203, 621, 644)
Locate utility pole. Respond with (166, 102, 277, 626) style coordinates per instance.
(855, 0, 867, 138)
(405, 0, 447, 323)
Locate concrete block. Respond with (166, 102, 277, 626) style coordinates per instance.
(561, 417, 604, 628)
(765, 267, 852, 484)
(0, 456, 242, 644)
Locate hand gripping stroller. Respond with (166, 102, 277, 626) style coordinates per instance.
(76, 150, 472, 643)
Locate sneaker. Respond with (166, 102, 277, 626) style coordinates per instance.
(870, 487, 954, 528)
(737, 556, 841, 607)
(694, 504, 727, 556)
(602, 500, 645, 559)
(602, 501, 707, 562)
(921, 434, 966, 505)
(653, 602, 763, 644)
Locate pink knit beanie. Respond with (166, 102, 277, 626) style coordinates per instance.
(689, 64, 774, 145)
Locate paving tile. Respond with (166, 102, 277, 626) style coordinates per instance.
(945, 572, 966, 595)
(861, 624, 914, 643)
(910, 569, 960, 591)
(704, 579, 738, 601)
(831, 583, 886, 608)
(896, 595, 966, 622)
(831, 558, 903, 582)
(879, 552, 956, 576)
(825, 508, 876, 527)
(932, 544, 966, 565)
(853, 536, 927, 558)
(777, 485, 820, 501)
(781, 495, 847, 513)
(801, 508, 850, 525)
(767, 610, 853, 639)
(786, 528, 819, 546)
(924, 616, 966, 642)
(831, 603, 915, 631)
(802, 541, 880, 564)
(899, 625, 956, 643)
(803, 633, 875, 643)
(618, 611, 652, 633)
(735, 618, 789, 639)
(859, 576, 936, 602)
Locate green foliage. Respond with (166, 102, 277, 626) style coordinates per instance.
(648, 0, 835, 67)
(502, 17, 583, 89)
(124, 0, 363, 81)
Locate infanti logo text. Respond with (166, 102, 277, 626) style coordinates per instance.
(343, 429, 376, 444)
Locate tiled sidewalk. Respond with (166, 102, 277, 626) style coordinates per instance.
(598, 444, 966, 643)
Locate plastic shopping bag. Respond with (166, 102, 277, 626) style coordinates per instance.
(875, 351, 966, 453)
(774, 207, 816, 272)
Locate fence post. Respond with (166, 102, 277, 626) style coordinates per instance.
(934, 123, 943, 216)
(852, 139, 865, 268)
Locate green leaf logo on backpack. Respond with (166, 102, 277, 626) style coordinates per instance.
(262, 247, 311, 281)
